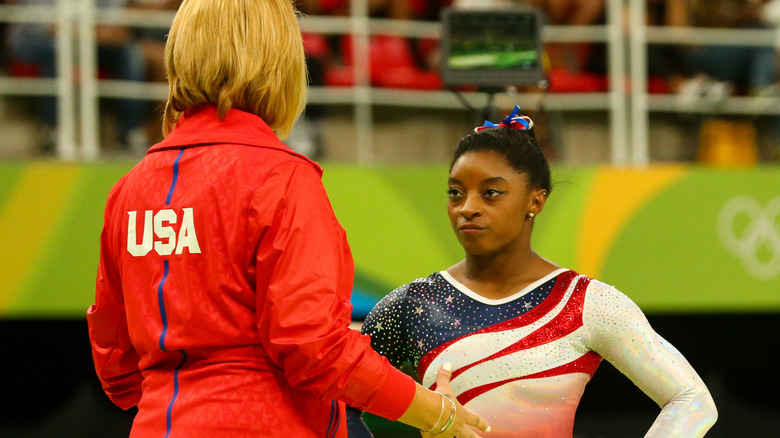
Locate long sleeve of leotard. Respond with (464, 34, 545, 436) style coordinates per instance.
(360, 284, 414, 368)
(348, 284, 415, 438)
(582, 280, 717, 437)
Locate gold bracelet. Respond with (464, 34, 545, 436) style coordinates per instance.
(427, 394, 456, 435)
(422, 391, 447, 434)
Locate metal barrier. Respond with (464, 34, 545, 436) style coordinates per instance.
(0, 1, 77, 160)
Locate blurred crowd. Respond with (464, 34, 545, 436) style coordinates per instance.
(1, 0, 780, 161)
(1, 0, 179, 154)
(293, 0, 780, 95)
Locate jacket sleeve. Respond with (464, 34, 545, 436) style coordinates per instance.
(86, 210, 143, 410)
(251, 161, 416, 421)
(583, 280, 717, 437)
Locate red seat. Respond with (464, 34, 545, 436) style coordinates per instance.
(326, 35, 442, 90)
(647, 76, 671, 94)
(8, 59, 112, 79)
(324, 65, 355, 87)
(369, 35, 416, 72)
(302, 32, 331, 60)
(416, 38, 438, 65)
(547, 68, 608, 93)
(373, 65, 442, 90)
(8, 60, 40, 77)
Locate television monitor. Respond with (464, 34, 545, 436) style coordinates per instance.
(440, 8, 545, 88)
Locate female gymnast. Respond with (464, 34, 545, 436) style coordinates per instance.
(349, 106, 717, 437)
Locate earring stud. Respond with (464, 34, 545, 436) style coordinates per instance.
(528, 212, 535, 220)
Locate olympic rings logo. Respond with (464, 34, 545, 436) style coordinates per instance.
(717, 196, 780, 281)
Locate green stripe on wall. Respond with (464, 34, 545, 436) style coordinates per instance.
(8, 163, 134, 317)
(532, 167, 597, 271)
(602, 167, 780, 313)
(0, 163, 25, 213)
(0, 163, 82, 313)
(1, 161, 778, 317)
(380, 165, 463, 271)
(324, 165, 457, 290)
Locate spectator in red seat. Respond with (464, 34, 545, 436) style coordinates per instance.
(532, 0, 605, 74)
(643, 0, 697, 95)
(527, 0, 607, 93)
(310, 0, 443, 90)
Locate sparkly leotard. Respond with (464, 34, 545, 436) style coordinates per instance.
(360, 269, 717, 437)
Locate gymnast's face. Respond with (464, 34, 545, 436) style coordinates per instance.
(448, 150, 537, 256)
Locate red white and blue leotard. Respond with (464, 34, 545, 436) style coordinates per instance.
(360, 269, 717, 437)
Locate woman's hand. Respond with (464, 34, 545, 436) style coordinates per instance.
(420, 363, 491, 438)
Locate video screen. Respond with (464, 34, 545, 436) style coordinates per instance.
(441, 9, 545, 87)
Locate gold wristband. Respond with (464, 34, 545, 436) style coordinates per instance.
(423, 391, 447, 434)
(427, 394, 456, 435)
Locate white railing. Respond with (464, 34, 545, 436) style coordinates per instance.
(1, 0, 779, 164)
(0, 1, 77, 160)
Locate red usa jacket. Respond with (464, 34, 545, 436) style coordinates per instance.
(87, 106, 416, 437)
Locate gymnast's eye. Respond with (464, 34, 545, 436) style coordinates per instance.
(483, 188, 504, 199)
(448, 188, 464, 200)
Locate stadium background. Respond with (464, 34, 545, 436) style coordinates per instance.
(0, 161, 778, 437)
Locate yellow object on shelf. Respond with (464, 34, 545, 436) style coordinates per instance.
(698, 119, 758, 166)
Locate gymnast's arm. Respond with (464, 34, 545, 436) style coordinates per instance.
(347, 285, 415, 437)
(582, 280, 718, 437)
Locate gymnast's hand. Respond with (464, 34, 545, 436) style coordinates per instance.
(420, 363, 491, 438)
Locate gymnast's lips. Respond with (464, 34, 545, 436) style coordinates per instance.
(458, 224, 485, 235)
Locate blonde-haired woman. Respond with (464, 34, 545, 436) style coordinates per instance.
(87, 1, 490, 437)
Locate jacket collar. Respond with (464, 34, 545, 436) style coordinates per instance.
(148, 105, 321, 173)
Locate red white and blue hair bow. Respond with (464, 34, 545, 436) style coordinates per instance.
(474, 105, 534, 133)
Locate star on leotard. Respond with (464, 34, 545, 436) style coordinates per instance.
(445, 295, 454, 304)
(415, 306, 424, 315)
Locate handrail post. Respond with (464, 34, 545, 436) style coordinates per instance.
(629, 0, 649, 166)
(79, 0, 99, 161)
(55, 0, 77, 161)
(607, 0, 628, 165)
(350, 0, 373, 164)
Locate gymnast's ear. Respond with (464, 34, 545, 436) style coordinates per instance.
(527, 188, 548, 220)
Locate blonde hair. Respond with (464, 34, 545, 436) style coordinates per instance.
(163, 0, 307, 138)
